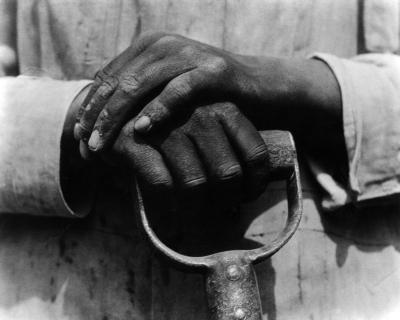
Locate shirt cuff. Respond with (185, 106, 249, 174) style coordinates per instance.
(0, 76, 93, 217)
(310, 53, 400, 208)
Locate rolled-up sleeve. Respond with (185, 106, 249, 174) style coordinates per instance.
(311, 53, 400, 208)
(0, 76, 92, 217)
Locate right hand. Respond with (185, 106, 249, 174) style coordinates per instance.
(112, 102, 270, 211)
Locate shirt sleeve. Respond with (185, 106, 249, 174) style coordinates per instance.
(309, 53, 400, 210)
(0, 76, 93, 217)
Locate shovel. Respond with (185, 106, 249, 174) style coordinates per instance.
(135, 130, 302, 320)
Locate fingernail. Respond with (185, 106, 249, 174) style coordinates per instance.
(79, 140, 91, 160)
(88, 130, 101, 151)
(134, 116, 152, 132)
(73, 123, 81, 140)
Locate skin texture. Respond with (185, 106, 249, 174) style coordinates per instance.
(111, 103, 270, 209)
(70, 32, 346, 209)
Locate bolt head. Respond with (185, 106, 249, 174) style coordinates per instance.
(234, 307, 247, 319)
(226, 265, 242, 281)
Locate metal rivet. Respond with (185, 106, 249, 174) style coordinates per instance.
(226, 265, 242, 281)
(234, 307, 247, 320)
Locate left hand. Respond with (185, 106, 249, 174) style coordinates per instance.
(74, 32, 266, 152)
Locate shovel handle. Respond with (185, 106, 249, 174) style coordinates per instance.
(135, 130, 302, 320)
(206, 254, 262, 320)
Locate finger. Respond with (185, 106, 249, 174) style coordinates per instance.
(156, 131, 207, 207)
(217, 103, 269, 200)
(113, 122, 175, 211)
(134, 70, 205, 133)
(79, 140, 92, 160)
(87, 60, 197, 151)
(74, 32, 167, 140)
(76, 52, 159, 142)
(185, 114, 242, 207)
(76, 75, 119, 142)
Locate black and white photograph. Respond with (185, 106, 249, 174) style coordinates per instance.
(0, 0, 399, 319)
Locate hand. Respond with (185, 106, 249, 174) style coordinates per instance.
(75, 32, 345, 174)
(112, 102, 269, 210)
(74, 32, 288, 152)
(75, 32, 260, 152)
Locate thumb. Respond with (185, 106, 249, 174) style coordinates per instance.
(133, 100, 174, 133)
(134, 72, 198, 133)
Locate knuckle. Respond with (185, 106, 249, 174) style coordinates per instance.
(213, 102, 239, 119)
(187, 108, 217, 133)
(98, 108, 110, 122)
(94, 69, 108, 82)
(94, 69, 112, 86)
(215, 163, 242, 182)
(103, 76, 119, 89)
(181, 176, 207, 191)
(180, 45, 197, 57)
(97, 76, 118, 99)
(76, 105, 85, 120)
(168, 80, 191, 99)
(139, 30, 163, 40)
(121, 121, 135, 138)
(149, 177, 173, 193)
(119, 74, 141, 96)
(219, 102, 237, 112)
(130, 31, 167, 52)
(192, 106, 210, 117)
(246, 144, 268, 164)
(206, 56, 228, 74)
(191, 107, 204, 119)
(156, 34, 179, 46)
(188, 108, 207, 122)
(101, 61, 114, 77)
(77, 123, 92, 140)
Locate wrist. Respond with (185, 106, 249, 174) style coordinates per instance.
(287, 58, 343, 143)
(238, 56, 342, 133)
(235, 56, 303, 130)
(236, 55, 345, 164)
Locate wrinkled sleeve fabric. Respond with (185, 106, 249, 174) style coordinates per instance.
(310, 53, 400, 210)
(0, 76, 92, 216)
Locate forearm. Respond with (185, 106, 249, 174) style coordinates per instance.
(238, 55, 345, 160)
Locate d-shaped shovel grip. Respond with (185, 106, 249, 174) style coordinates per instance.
(135, 130, 302, 320)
